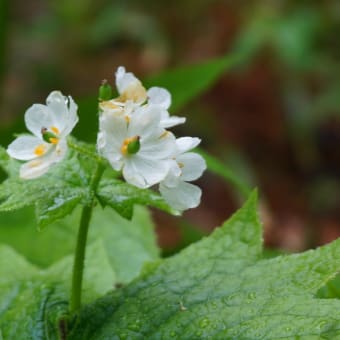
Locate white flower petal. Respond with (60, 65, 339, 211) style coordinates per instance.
(123, 156, 170, 188)
(99, 111, 128, 147)
(115, 66, 146, 104)
(106, 154, 123, 171)
(115, 66, 139, 93)
(139, 130, 176, 160)
(176, 137, 201, 154)
(20, 158, 53, 179)
(53, 138, 68, 161)
(160, 115, 186, 129)
(115, 67, 131, 93)
(128, 105, 162, 139)
(24, 92, 78, 140)
(97, 131, 106, 150)
(177, 152, 206, 182)
(161, 161, 181, 188)
(99, 100, 124, 113)
(61, 95, 79, 137)
(160, 181, 202, 211)
(19, 139, 67, 179)
(46, 91, 69, 131)
(7, 135, 50, 161)
(97, 132, 123, 171)
(147, 87, 171, 109)
(25, 104, 55, 138)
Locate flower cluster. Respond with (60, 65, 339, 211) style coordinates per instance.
(97, 67, 206, 211)
(7, 67, 206, 211)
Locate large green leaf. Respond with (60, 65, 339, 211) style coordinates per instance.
(43, 240, 116, 304)
(90, 205, 160, 283)
(69, 191, 340, 339)
(0, 205, 159, 283)
(0, 245, 65, 339)
(0, 242, 115, 338)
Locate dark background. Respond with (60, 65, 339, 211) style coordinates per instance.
(1, 0, 340, 254)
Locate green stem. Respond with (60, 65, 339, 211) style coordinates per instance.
(70, 162, 105, 314)
(67, 137, 104, 163)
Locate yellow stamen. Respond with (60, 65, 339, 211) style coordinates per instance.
(34, 144, 46, 156)
(121, 144, 128, 155)
(51, 126, 60, 135)
(49, 137, 59, 144)
(178, 162, 184, 169)
(125, 115, 130, 124)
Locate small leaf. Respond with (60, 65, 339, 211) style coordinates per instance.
(0, 205, 160, 283)
(69, 191, 340, 339)
(0, 152, 91, 228)
(35, 188, 83, 230)
(97, 179, 176, 219)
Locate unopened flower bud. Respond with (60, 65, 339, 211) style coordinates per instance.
(127, 136, 141, 155)
(99, 79, 113, 101)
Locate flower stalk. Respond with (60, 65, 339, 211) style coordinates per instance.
(69, 162, 105, 314)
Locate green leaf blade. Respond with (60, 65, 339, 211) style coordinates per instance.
(0, 241, 116, 338)
(97, 179, 176, 219)
(69, 191, 340, 339)
(145, 55, 241, 111)
(35, 189, 83, 230)
(0, 151, 93, 229)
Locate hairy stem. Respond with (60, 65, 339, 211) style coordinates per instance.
(67, 137, 104, 162)
(70, 162, 105, 313)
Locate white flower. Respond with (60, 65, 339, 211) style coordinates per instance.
(159, 137, 206, 211)
(7, 91, 78, 179)
(115, 66, 148, 105)
(97, 104, 176, 188)
(99, 67, 147, 112)
(147, 87, 186, 128)
(100, 67, 185, 128)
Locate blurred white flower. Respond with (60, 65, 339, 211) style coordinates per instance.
(7, 91, 78, 179)
(98, 104, 176, 188)
(100, 67, 185, 128)
(159, 137, 206, 211)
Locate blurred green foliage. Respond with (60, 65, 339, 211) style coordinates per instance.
(1, 0, 340, 252)
(0, 0, 8, 98)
